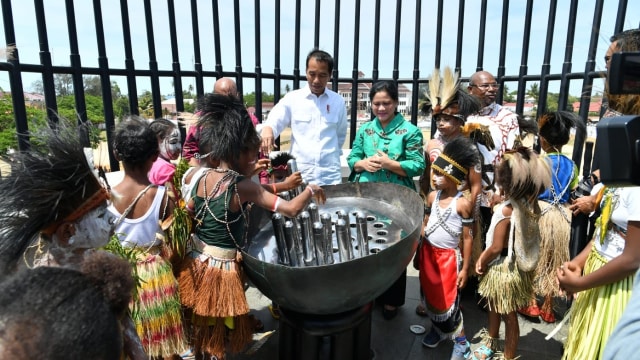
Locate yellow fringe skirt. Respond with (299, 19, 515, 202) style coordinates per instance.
(478, 257, 534, 314)
(561, 249, 634, 360)
(533, 201, 571, 297)
(177, 241, 252, 359)
(131, 251, 187, 357)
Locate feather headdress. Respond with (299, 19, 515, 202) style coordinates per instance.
(427, 67, 460, 114)
(0, 119, 108, 273)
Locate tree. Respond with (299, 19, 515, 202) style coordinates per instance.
(0, 94, 48, 154)
(243, 92, 275, 107)
(284, 84, 291, 94)
(527, 82, 540, 104)
(83, 76, 102, 97)
(54, 74, 74, 96)
(503, 84, 516, 102)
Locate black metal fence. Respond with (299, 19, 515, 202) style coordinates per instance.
(0, 0, 636, 171)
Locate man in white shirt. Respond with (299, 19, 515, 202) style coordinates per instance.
(260, 49, 348, 186)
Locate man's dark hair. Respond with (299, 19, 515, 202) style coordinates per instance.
(306, 49, 334, 73)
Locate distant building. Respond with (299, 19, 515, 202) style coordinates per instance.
(329, 73, 412, 118)
(161, 97, 195, 114)
(572, 99, 603, 114)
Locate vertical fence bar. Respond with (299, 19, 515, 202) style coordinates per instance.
(350, 0, 361, 146)
(410, 0, 422, 124)
(314, 0, 321, 49)
(120, 0, 139, 115)
(536, 0, 558, 116)
(454, 0, 465, 75)
(293, 0, 301, 89)
(65, 0, 90, 148)
(34, 0, 58, 124)
(331, 0, 341, 93)
(614, 0, 628, 34)
(434, 0, 443, 69)
(2, 0, 29, 150)
(93, 0, 117, 169)
(142, 0, 161, 119)
(233, 0, 244, 96)
(254, 0, 263, 121)
(575, 0, 605, 169)
(371, 0, 380, 82)
(167, 0, 184, 114)
(476, 0, 488, 71)
(392, 0, 402, 83)
(515, 0, 532, 114)
(273, 0, 281, 104)
(496, 0, 510, 103)
(190, 0, 204, 97)
(557, 0, 579, 112)
(212, 0, 223, 77)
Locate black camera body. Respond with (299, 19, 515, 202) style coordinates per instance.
(596, 52, 640, 186)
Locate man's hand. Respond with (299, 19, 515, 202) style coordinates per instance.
(284, 172, 303, 190)
(260, 126, 277, 156)
(569, 194, 596, 216)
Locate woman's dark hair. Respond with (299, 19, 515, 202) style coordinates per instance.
(538, 111, 586, 147)
(112, 116, 158, 169)
(149, 118, 176, 140)
(369, 80, 399, 104)
(197, 93, 261, 167)
(0, 252, 133, 360)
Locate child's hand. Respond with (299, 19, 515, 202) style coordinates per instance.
(253, 158, 270, 176)
(475, 258, 486, 276)
(457, 269, 468, 289)
(284, 172, 303, 190)
(557, 261, 582, 298)
(307, 184, 326, 204)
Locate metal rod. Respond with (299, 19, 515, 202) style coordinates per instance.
(313, 221, 326, 266)
(299, 211, 316, 266)
(356, 211, 369, 258)
(272, 213, 290, 265)
(320, 212, 335, 264)
(335, 218, 353, 263)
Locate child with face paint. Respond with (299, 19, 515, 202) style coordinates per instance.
(108, 116, 187, 359)
(418, 137, 478, 360)
(149, 118, 182, 187)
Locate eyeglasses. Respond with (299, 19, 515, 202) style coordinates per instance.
(470, 83, 500, 90)
(433, 113, 466, 122)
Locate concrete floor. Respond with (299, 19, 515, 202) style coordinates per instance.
(229, 265, 568, 360)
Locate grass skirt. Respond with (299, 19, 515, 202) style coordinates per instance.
(131, 252, 187, 357)
(177, 249, 252, 358)
(478, 257, 534, 314)
(561, 249, 634, 360)
(533, 201, 571, 297)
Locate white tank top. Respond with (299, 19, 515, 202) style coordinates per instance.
(108, 186, 166, 248)
(424, 191, 463, 249)
(181, 166, 209, 203)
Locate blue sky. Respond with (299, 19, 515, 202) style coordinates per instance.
(1, 0, 639, 99)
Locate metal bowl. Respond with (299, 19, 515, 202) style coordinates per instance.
(242, 182, 422, 314)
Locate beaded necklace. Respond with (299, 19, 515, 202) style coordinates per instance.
(193, 167, 248, 250)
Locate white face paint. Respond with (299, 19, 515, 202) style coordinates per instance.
(432, 173, 446, 188)
(66, 203, 115, 249)
(160, 127, 181, 160)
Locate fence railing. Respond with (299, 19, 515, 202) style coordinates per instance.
(0, 0, 634, 171)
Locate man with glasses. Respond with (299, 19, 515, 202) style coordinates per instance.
(466, 71, 520, 271)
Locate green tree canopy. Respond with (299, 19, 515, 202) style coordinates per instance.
(0, 94, 48, 154)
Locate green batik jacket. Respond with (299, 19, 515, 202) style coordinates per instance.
(347, 113, 425, 190)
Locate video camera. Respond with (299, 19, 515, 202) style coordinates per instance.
(595, 52, 640, 186)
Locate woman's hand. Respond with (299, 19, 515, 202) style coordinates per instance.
(557, 261, 583, 298)
(358, 156, 383, 173)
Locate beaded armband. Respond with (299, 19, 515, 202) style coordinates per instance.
(461, 217, 474, 224)
(424, 205, 431, 216)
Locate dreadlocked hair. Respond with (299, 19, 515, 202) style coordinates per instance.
(495, 147, 551, 204)
(0, 119, 104, 273)
(271, 152, 296, 168)
(538, 111, 586, 147)
(441, 137, 480, 170)
(197, 93, 261, 167)
(112, 116, 158, 169)
(606, 29, 640, 115)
